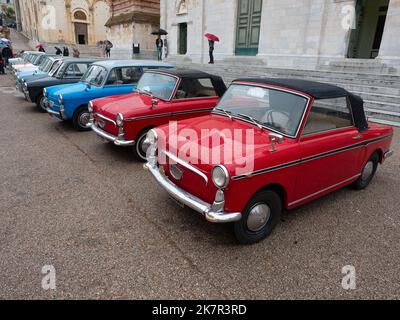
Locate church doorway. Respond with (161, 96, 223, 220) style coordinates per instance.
(347, 0, 390, 59)
(75, 23, 88, 45)
(178, 23, 187, 55)
(235, 0, 263, 56)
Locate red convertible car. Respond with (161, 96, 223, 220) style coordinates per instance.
(88, 69, 227, 160)
(144, 78, 394, 244)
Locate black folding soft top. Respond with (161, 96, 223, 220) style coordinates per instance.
(234, 78, 369, 132)
(154, 68, 227, 97)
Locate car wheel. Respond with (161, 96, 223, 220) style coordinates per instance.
(36, 95, 47, 113)
(72, 106, 91, 131)
(234, 190, 281, 245)
(353, 152, 379, 190)
(133, 129, 151, 162)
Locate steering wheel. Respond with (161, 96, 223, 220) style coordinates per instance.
(262, 110, 291, 131)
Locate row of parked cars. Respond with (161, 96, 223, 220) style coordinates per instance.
(12, 52, 394, 244)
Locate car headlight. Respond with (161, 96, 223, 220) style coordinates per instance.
(116, 113, 124, 127)
(43, 88, 47, 97)
(88, 101, 93, 113)
(58, 94, 63, 105)
(212, 165, 229, 189)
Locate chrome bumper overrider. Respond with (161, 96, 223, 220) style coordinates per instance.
(384, 150, 394, 159)
(144, 163, 242, 223)
(89, 122, 135, 147)
(46, 107, 62, 120)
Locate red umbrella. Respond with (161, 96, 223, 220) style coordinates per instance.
(205, 33, 220, 42)
(35, 43, 44, 48)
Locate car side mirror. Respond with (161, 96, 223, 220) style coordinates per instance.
(85, 83, 91, 91)
(151, 98, 158, 109)
(269, 133, 284, 152)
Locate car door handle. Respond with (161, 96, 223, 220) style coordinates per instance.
(353, 135, 363, 140)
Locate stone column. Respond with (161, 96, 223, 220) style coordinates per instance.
(14, 0, 22, 32)
(377, 0, 400, 69)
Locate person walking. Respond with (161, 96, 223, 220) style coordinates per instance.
(2, 45, 13, 67)
(72, 46, 80, 58)
(38, 45, 45, 52)
(156, 36, 163, 61)
(208, 40, 215, 64)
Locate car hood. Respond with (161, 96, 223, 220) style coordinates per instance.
(94, 93, 156, 119)
(18, 70, 45, 79)
(156, 114, 287, 175)
(47, 82, 87, 98)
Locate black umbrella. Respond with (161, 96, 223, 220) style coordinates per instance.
(151, 28, 168, 36)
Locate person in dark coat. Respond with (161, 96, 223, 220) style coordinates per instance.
(156, 36, 163, 61)
(38, 45, 45, 52)
(0, 52, 5, 74)
(63, 47, 69, 57)
(55, 47, 62, 55)
(208, 40, 215, 64)
(2, 45, 13, 66)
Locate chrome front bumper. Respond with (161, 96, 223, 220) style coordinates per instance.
(89, 122, 135, 147)
(144, 162, 242, 223)
(46, 107, 62, 120)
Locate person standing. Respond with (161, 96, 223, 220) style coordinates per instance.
(2, 45, 13, 67)
(0, 52, 5, 75)
(105, 41, 113, 58)
(72, 46, 80, 58)
(156, 36, 163, 61)
(208, 40, 215, 64)
(38, 45, 45, 52)
(63, 46, 69, 57)
(164, 37, 168, 59)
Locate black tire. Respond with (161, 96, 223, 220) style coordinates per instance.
(234, 190, 281, 245)
(36, 94, 47, 113)
(72, 106, 91, 131)
(133, 129, 151, 162)
(353, 152, 379, 190)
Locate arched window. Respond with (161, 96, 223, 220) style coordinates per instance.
(74, 10, 87, 21)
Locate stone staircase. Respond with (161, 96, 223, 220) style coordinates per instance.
(42, 43, 102, 58)
(166, 56, 400, 127)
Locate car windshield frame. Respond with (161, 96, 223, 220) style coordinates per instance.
(213, 82, 311, 139)
(135, 71, 179, 101)
(49, 60, 63, 77)
(81, 65, 108, 87)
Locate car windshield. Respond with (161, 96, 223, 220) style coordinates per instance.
(215, 84, 309, 137)
(136, 72, 177, 100)
(32, 55, 44, 65)
(49, 60, 63, 77)
(81, 65, 107, 86)
(39, 58, 52, 72)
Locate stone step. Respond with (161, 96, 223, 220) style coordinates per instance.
(368, 117, 400, 127)
(364, 100, 400, 113)
(351, 91, 400, 104)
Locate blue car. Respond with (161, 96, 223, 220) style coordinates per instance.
(16, 56, 62, 92)
(45, 60, 173, 130)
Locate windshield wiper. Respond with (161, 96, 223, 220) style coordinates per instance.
(215, 108, 233, 120)
(237, 113, 264, 130)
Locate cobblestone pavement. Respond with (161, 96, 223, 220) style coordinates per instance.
(0, 30, 400, 299)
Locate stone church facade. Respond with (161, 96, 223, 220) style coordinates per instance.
(14, 0, 111, 46)
(161, 0, 400, 71)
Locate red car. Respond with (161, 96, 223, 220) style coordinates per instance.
(144, 78, 394, 244)
(88, 69, 227, 160)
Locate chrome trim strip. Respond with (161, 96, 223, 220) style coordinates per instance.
(232, 133, 393, 180)
(126, 108, 213, 122)
(163, 150, 209, 185)
(288, 174, 362, 207)
(94, 113, 117, 126)
(144, 163, 242, 223)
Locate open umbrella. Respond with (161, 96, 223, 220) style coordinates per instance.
(151, 28, 168, 36)
(35, 43, 44, 48)
(205, 33, 220, 42)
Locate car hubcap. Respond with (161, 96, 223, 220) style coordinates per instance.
(79, 112, 90, 128)
(247, 203, 271, 232)
(361, 161, 374, 181)
(40, 97, 46, 110)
